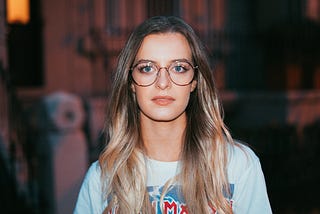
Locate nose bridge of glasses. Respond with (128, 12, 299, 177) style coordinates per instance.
(157, 66, 171, 78)
(154, 66, 172, 87)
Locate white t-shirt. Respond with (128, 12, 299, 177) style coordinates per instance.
(74, 143, 272, 213)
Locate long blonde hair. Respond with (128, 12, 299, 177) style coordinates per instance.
(99, 16, 234, 214)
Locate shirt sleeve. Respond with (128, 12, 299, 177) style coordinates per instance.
(231, 147, 273, 214)
(73, 162, 105, 214)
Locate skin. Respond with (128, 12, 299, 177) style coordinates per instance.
(131, 33, 197, 161)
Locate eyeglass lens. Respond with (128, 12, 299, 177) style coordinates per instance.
(131, 61, 195, 86)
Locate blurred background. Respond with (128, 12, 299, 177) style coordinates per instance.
(0, 0, 320, 213)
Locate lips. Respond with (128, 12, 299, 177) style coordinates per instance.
(151, 96, 175, 106)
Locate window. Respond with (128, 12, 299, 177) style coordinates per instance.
(6, 0, 43, 87)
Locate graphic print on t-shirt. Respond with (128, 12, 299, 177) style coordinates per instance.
(147, 184, 234, 214)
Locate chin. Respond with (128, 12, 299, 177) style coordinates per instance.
(149, 111, 186, 122)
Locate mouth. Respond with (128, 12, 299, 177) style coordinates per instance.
(151, 96, 175, 106)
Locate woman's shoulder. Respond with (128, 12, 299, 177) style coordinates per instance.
(228, 141, 259, 162)
(74, 161, 105, 214)
(227, 141, 261, 181)
(82, 161, 102, 185)
(87, 160, 101, 174)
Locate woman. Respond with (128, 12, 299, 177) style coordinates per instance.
(74, 16, 272, 214)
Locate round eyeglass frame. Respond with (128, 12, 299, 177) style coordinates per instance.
(130, 61, 198, 87)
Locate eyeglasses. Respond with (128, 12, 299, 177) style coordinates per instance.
(130, 60, 198, 86)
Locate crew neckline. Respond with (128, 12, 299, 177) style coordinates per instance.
(145, 156, 180, 164)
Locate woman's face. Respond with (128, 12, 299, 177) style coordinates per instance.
(131, 32, 197, 122)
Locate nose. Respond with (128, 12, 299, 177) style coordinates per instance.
(155, 68, 171, 89)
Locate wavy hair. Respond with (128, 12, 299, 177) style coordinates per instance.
(99, 16, 234, 214)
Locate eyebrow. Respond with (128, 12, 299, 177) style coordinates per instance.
(133, 58, 193, 65)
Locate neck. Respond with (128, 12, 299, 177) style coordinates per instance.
(140, 113, 187, 162)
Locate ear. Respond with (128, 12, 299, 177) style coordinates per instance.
(190, 80, 197, 92)
(131, 83, 136, 93)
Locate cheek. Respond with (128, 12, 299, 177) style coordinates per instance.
(180, 91, 192, 107)
(134, 88, 148, 108)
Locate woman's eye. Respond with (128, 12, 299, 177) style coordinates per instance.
(173, 66, 185, 72)
(136, 63, 155, 73)
(142, 66, 153, 73)
(171, 62, 191, 73)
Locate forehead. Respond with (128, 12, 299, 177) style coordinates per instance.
(135, 33, 192, 61)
